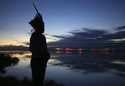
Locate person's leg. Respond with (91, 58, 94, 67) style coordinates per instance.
(31, 59, 42, 86)
(40, 60, 48, 86)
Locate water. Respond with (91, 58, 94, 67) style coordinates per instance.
(1, 51, 125, 86)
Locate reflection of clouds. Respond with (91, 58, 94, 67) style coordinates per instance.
(48, 59, 62, 65)
(10, 53, 31, 62)
(11, 53, 31, 58)
(53, 53, 125, 75)
(112, 61, 125, 65)
(49, 26, 125, 48)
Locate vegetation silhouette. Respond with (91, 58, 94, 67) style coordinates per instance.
(0, 53, 19, 73)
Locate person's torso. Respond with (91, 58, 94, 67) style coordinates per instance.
(30, 32, 47, 58)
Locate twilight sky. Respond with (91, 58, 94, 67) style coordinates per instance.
(0, 0, 125, 45)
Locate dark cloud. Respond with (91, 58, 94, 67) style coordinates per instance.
(70, 28, 108, 38)
(115, 26, 125, 31)
(49, 26, 125, 48)
(103, 31, 125, 40)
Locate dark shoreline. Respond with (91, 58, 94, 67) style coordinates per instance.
(0, 76, 62, 86)
(0, 53, 63, 86)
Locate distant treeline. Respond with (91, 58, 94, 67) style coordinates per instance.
(0, 45, 28, 51)
(0, 42, 125, 51)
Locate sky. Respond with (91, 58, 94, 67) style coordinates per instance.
(0, 0, 125, 45)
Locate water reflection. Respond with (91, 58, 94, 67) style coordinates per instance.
(0, 51, 125, 86)
(0, 53, 19, 73)
(54, 52, 125, 75)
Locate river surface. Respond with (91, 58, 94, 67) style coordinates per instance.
(1, 51, 125, 86)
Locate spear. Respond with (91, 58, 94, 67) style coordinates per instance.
(32, 0, 40, 14)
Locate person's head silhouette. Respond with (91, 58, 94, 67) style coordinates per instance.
(29, 13, 44, 33)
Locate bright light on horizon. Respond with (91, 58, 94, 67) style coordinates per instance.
(0, 35, 60, 46)
(0, 40, 22, 46)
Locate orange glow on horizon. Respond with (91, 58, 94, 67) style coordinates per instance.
(0, 36, 57, 46)
(0, 40, 22, 46)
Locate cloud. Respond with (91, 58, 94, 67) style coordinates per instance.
(102, 31, 125, 40)
(51, 35, 66, 39)
(115, 26, 125, 31)
(49, 26, 125, 48)
(70, 28, 108, 39)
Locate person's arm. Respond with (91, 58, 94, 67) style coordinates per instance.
(41, 35, 50, 60)
(29, 34, 34, 52)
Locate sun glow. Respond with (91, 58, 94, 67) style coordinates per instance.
(0, 37, 28, 46)
(0, 35, 59, 46)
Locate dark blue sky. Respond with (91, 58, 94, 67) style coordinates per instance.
(0, 0, 125, 45)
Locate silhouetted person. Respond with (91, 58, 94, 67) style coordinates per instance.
(29, 13, 50, 86)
